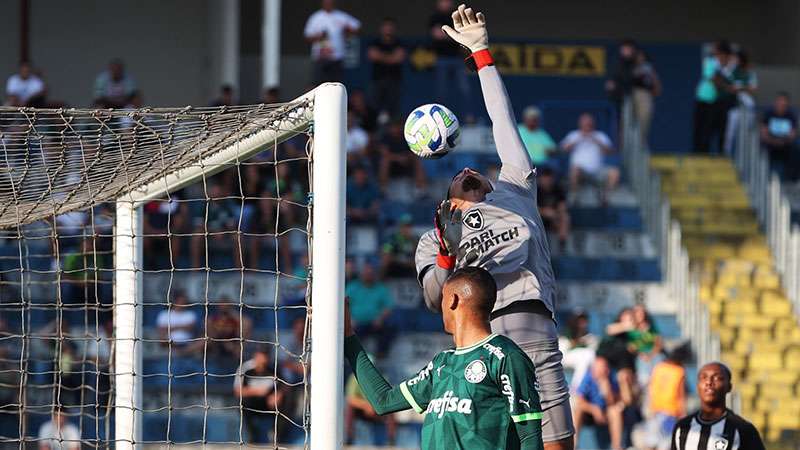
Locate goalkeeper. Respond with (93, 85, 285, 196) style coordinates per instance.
(415, 5, 574, 449)
(345, 266, 544, 450)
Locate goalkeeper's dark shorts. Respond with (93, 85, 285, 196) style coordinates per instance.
(491, 300, 575, 443)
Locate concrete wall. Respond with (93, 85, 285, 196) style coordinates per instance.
(1, 0, 219, 108)
(0, 1, 21, 88)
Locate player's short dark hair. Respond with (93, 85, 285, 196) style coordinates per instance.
(445, 266, 497, 315)
(777, 91, 791, 100)
(702, 361, 732, 382)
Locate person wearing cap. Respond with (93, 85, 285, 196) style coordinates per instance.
(381, 213, 418, 278)
(518, 106, 557, 166)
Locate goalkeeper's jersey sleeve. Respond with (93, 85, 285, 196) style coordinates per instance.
(401, 334, 543, 450)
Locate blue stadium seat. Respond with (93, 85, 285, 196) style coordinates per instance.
(569, 207, 644, 231)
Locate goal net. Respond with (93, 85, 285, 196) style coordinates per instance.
(0, 84, 347, 449)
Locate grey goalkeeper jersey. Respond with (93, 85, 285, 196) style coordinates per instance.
(415, 65, 556, 315)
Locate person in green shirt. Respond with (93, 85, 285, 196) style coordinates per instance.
(517, 106, 556, 166)
(345, 266, 544, 449)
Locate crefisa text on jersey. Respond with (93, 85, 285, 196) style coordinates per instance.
(459, 226, 521, 256)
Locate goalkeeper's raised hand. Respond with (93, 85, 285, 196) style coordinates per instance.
(434, 200, 462, 270)
(441, 4, 488, 53)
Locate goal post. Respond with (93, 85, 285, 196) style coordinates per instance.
(308, 83, 347, 450)
(0, 83, 347, 449)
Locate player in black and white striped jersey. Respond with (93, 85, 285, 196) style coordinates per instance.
(671, 362, 764, 450)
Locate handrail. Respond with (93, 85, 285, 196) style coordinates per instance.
(619, 98, 720, 368)
(732, 106, 800, 318)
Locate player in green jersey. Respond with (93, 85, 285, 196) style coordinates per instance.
(344, 266, 544, 449)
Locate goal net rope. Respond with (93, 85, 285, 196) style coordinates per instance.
(0, 85, 345, 449)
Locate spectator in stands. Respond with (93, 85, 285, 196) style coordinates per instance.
(347, 166, 380, 225)
(93, 59, 136, 108)
(190, 181, 242, 268)
(380, 214, 417, 277)
(56, 334, 82, 407)
(349, 90, 378, 133)
(303, 0, 361, 84)
(61, 236, 109, 325)
(367, 17, 406, 120)
(346, 110, 369, 157)
(630, 303, 663, 387)
(143, 195, 188, 269)
(345, 372, 397, 445)
(429, 0, 468, 113)
(536, 167, 570, 250)
(692, 40, 733, 153)
(560, 113, 619, 205)
(517, 106, 556, 166)
(559, 309, 597, 396)
(344, 265, 394, 356)
(761, 92, 798, 180)
(156, 290, 201, 354)
(0, 319, 20, 441)
(639, 343, 689, 450)
(600, 308, 640, 407)
(5, 61, 46, 107)
(379, 119, 426, 194)
(234, 347, 285, 444)
(210, 84, 236, 107)
(631, 49, 661, 145)
(262, 86, 280, 103)
(605, 39, 638, 124)
(208, 300, 252, 357)
(724, 49, 758, 156)
(38, 408, 80, 450)
(572, 355, 624, 450)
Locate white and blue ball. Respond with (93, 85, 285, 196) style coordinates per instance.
(403, 103, 460, 159)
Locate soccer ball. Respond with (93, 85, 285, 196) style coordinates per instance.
(404, 104, 460, 159)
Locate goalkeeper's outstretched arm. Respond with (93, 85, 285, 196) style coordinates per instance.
(478, 66, 533, 172)
(442, 4, 533, 173)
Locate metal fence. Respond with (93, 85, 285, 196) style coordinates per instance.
(733, 107, 800, 319)
(619, 99, 720, 367)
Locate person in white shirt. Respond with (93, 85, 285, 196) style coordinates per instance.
(560, 113, 619, 205)
(6, 61, 46, 107)
(38, 409, 80, 450)
(156, 291, 200, 354)
(346, 111, 369, 155)
(303, 0, 361, 84)
(93, 59, 136, 108)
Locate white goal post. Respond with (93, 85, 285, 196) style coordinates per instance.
(0, 83, 347, 450)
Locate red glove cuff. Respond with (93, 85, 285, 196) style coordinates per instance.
(437, 253, 456, 270)
(470, 49, 494, 71)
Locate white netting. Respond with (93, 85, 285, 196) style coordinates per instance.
(0, 101, 315, 448)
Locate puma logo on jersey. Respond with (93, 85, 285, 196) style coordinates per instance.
(459, 227, 521, 256)
(518, 398, 531, 409)
(425, 391, 473, 418)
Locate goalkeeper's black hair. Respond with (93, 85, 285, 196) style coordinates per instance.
(445, 266, 497, 316)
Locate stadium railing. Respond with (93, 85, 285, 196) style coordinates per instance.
(733, 107, 800, 317)
(619, 98, 720, 366)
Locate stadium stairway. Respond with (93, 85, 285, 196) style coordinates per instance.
(651, 155, 800, 444)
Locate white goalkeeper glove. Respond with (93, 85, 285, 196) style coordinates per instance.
(441, 4, 489, 53)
